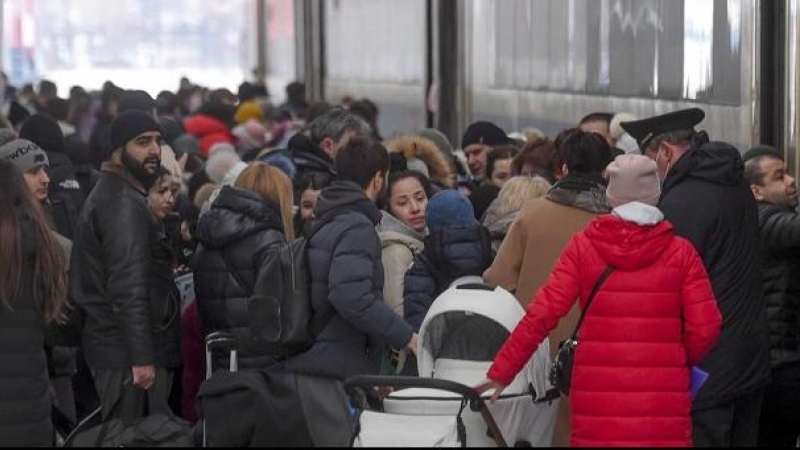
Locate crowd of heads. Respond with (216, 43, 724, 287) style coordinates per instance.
(0, 68, 689, 256)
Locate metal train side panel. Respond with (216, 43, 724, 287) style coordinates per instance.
(462, 0, 759, 151)
(322, 0, 429, 139)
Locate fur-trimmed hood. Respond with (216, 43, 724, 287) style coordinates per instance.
(385, 135, 454, 188)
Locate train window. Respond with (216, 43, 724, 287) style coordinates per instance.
(471, 0, 742, 106)
(323, 0, 428, 138)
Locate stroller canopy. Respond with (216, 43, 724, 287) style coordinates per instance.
(418, 280, 549, 396)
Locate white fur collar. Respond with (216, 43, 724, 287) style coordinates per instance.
(612, 202, 664, 226)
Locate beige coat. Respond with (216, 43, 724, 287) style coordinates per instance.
(484, 185, 609, 447)
(379, 212, 426, 317)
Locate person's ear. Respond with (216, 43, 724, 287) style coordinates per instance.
(319, 137, 334, 157)
(373, 172, 385, 192)
(750, 184, 764, 201)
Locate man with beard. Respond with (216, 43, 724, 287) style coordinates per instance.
(743, 147, 800, 447)
(71, 111, 181, 421)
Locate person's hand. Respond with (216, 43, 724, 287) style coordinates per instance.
(407, 333, 419, 357)
(132, 365, 156, 390)
(474, 378, 507, 404)
(180, 221, 193, 243)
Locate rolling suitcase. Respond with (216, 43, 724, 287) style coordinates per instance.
(201, 331, 238, 447)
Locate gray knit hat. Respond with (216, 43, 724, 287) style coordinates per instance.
(0, 138, 49, 173)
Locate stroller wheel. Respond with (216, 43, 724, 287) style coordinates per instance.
(514, 440, 532, 447)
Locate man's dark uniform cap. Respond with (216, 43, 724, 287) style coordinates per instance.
(620, 108, 705, 152)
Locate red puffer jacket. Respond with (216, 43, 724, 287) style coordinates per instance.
(488, 214, 722, 447)
(184, 114, 235, 158)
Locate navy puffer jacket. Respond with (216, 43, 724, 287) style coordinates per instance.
(404, 225, 494, 331)
(194, 186, 286, 369)
(286, 181, 414, 380)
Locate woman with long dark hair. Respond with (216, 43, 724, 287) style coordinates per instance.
(0, 159, 68, 446)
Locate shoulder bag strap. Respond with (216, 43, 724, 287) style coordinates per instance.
(569, 266, 615, 341)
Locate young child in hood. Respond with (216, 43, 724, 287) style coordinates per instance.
(403, 190, 493, 332)
(476, 154, 722, 447)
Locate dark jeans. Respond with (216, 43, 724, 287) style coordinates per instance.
(759, 363, 800, 447)
(92, 368, 175, 421)
(692, 390, 764, 447)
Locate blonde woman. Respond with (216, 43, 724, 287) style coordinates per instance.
(193, 163, 295, 369)
(482, 176, 551, 252)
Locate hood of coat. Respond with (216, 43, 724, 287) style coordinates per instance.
(584, 212, 675, 271)
(184, 114, 230, 139)
(379, 210, 427, 248)
(423, 224, 494, 279)
(196, 185, 284, 249)
(385, 135, 454, 188)
(484, 210, 518, 242)
(662, 141, 743, 198)
(288, 132, 335, 175)
(313, 180, 383, 226)
(46, 151, 74, 171)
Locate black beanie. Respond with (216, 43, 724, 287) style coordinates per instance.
(461, 121, 510, 149)
(119, 90, 156, 114)
(109, 111, 163, 153)
(19, 114, 66, 153)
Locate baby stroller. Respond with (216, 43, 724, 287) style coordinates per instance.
(346, 279, 559, 447)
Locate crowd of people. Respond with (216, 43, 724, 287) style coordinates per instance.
(0, 74, 797, 447)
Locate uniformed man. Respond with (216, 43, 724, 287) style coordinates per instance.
(622, 109, 770, 447)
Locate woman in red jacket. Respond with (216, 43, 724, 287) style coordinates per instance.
(477, 154, 723, 447)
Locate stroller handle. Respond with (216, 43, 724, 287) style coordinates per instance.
(345, 376, 509, 447)
(454, 282, 496, 292)
(344, 375, 483, 404)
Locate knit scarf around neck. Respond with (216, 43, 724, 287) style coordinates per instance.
(546, 173, 611, 214)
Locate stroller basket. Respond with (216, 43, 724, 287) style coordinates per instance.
(344, 376, 507, 448)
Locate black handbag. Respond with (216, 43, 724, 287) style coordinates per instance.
(549, 266, 614, 396)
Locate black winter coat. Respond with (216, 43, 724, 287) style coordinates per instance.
(403, 225, 494, 331)
(0, 217, 53, 447)
(659, 139, 770, 408)
(46, 151, 87, 240)
(194, 186, 287, 369)
(286, 181, 414, 380)
(757, 202, 800, 368)
(71, 162, 181, 369)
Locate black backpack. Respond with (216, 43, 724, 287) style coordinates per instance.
(222, 213, 339, 358)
